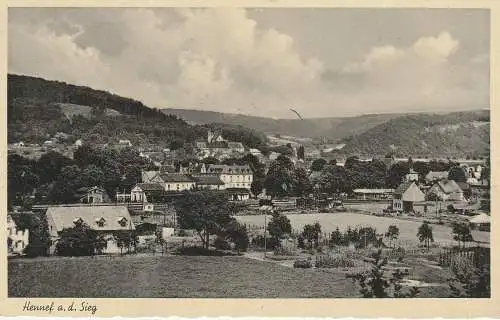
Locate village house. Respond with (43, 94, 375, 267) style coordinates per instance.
(130, 183, 166, 202)
(425, 171, 449, 184)
(228, 142, 245, 153)
(268, 151, 281, 161)
(226, 188, 251, 201)
(77, 186, 107, 204)
(160, 173, 197, 192)
(179, 162, 207, 174)
(427, 179, 465, 201)
(352, 188, 395, 200)
(141, 170, 197, 191)
(191, 174, 226, 191)
(142, 170, 161, 183)
(249, 148, 264, 159)
(207, 164, 253, 189)
(7, 215, 29, 256)
(392, 181, 426, 213)
(119, 139, 132, 147)
(46, 205, 135, 254)
(404, 168, 420, 182)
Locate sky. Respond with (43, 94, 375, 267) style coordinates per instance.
(8, 8, 490, 119)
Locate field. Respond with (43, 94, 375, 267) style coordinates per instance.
(236, 212, 490, 246)
(8, 255, 359, 298)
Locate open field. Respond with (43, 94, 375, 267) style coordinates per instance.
(8, 255, 359, 298)
(236, 212, 490, 246)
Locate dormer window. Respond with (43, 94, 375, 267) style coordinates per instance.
(96, 217, 106, 227)
(117, 217, 128, 227)
(73, 217, 84, 226)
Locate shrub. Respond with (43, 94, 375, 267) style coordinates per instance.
(251, 235, 280, 249)
(390, 247, 406, 262)
(174, 246, 236, 256)
(315, 253, 355, 268)
(214, 236, 231, 250)
(274, 245, 296, 256)
(293, 259, 312, 268)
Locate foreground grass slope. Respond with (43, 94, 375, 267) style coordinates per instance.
(9, 256, 359, 298)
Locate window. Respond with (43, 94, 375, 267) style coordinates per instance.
(118, 217, 128, 227)
(96, 217, 106, 227)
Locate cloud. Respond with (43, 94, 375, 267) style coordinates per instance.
(8, 8, 489, 118)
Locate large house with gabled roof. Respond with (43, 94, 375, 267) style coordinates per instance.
(46, 205, 135, 255)
(392, 181, 426, 213)
(427, 179, 465, 201)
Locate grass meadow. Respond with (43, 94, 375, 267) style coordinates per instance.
(8, 255, 359, 298)
(236, 212, 490, 246)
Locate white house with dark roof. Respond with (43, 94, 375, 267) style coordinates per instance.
(7, 215, 29, 256)
(46, 205, 135, 255)
(207, 164, 253, 189)
(130, 183, 166, 202)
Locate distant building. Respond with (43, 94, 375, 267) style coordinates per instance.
(142, 170, 161, 183)
(228, 142, 245, 153)
(130, 183, 166, 202)
(268, 151, 280, 161)
(427, 179, 465, 201)
(119, 139, 132, 147)
(352, 189, 395, 200)
(207, 164, 253, 190)
(226, 188, 251, 201)
(7, 215, 29, 256)
(192, 174, 226, 191)
(77, 186, 107, 204)
(249, 148, 263, 159)
(160, 173, 196, 192)
(392, 181, 426, 213)
(404, 168, 419, 182)
(46, 205, 135, 255)
(425, 171, 449, 184)
(75, 139, 83, 147)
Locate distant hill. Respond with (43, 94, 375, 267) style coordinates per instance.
(9, 74, 489, 158)
(162, 108, 490, 158)
(339, 111, 490, 158)
(7, 74, 266, 150)
(162, 108, 401, 141)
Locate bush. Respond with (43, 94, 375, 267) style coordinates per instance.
(251, 235, 280, 249)
(389, 247, 406, 262)
(274, 245, 296, 256)
(315, 253, 355, 268)
(174, 246, 236, 256)
(293, 259, 312, 268)
(214, 236, 231, 250)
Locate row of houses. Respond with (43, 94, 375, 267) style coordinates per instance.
(392, 178, 480, 214)
(118, 164, 255, 203)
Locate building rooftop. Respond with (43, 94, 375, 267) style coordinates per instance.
(46, 205, 135, 233)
